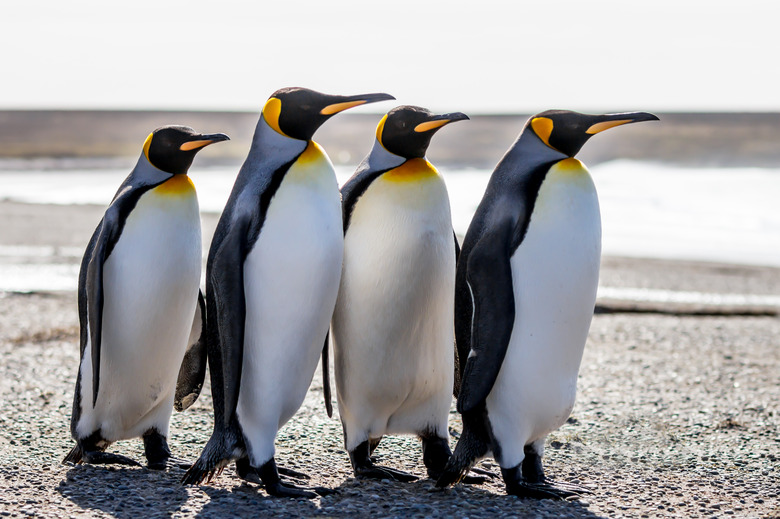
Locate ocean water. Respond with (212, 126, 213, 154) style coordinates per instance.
(0, 159, 779, 292)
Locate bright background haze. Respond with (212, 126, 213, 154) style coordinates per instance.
(2, 0, 777, 113)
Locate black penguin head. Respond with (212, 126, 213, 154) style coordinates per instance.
(261, 87, 395, 141)
(528, 110, 659, 157)
(143, 126, 230, 175)
(376, 106, 469, 159)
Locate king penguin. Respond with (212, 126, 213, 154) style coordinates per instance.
(64, 126, 229, 469)
(436, 110, 658, 498)
(328, 105, 471, 482)
(182, 87, 394, 498)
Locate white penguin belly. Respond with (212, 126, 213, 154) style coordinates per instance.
(237, 149, 343, 465)
(77, 184, 201, 441)
(332, 170, 455, 449)
(485, 159, 601, 468)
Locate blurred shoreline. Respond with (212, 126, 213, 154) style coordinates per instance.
(3, 110, 780, 168)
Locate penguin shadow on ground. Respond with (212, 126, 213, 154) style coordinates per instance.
(57, 465, 189, 518)
(325, 475, 607, 518)
(192, 481, 320, 518)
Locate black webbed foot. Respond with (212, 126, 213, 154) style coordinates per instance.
(422, 435, 487, 484)
(350, 440, 418, 482)
(503, 464, 586, 500)
(240, 457, 334, 499)
(143, 429, 181, 470)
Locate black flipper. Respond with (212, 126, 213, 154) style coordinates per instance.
(322, 331, 333, 417)
(209, 215, 251, 429)
(84, 213, 114, 408)
(175, 290, 208, 411)
(456, 217, 517, 415)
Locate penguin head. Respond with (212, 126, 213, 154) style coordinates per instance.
(261, 87, 395, 141)
(143, 126, 230, 175)
(528, 110, 659, 157)
(376, 106, 469, 159)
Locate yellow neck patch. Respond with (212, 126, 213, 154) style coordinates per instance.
(383, 158, 438, 183)
(555, 157, 586, 174)
(153, 174, 195, 196)
(262, 97, 287, 136)
(297, 140, 327, 165)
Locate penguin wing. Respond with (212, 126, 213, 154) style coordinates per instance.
(208, 214, 251, 426)
(321, 331, 333, 417)
(456, 217, 517, 414)
(340, 169, 387, 233)
(83, 207, 125, 408)
(174, 290, 208, 412)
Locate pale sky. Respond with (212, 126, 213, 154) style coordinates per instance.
(2, 0, 778, 113)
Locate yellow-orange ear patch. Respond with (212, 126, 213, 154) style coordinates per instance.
(375, 114, 388, 147)
(531, 117, 554, 147)
(262, 97, 287, 136)
(142, 132, 154, 161)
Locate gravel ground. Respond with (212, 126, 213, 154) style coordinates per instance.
(0, 288, 778, 518)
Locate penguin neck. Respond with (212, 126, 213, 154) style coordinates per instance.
(355, 139, 406, 176)
(247, 116, 308, 164)
(506, 129, 569, 172)
(114, 153, 173, 201)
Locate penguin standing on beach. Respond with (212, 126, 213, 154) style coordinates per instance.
(64, 126, 229, 469)
(329, 106, 469, 482)
(436, 110, 659, 498)
(182, 88, 394, 498)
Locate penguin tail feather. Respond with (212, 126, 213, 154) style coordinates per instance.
(63, 444, 83, 465)
(435, 425, 488, 488)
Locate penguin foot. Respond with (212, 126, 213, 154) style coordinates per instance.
(263, 481, 324, 499)
(506, 481, 584, 500)
(502, 466, 585, 500)
(470, 466, 497, 478)
(80, 451, 141, 467)
(148, 456, 192, 471)
(350, 440, 417, 482)
(277, 466, 311, 480)
(540, 478, 593, 494)
(182, 458, 226, 485)
(251, 457, 334, 499)
(355, 464, 419, 482)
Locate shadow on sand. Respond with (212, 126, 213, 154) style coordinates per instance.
(57, 463, 606, 518)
